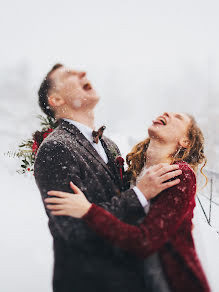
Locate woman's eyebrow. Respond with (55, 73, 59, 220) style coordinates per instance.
(175, 114, 184, 120)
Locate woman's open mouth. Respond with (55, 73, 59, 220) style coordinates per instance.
(152, 116, 167, 126)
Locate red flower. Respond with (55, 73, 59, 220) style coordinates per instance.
(116, 156, 124, 165)
(27, 168, 30, 171)
(43, 128, 53, 139)
(116, 156, 125, 181)
(32, 128, 53, 155)
(32, 140, 39, 154)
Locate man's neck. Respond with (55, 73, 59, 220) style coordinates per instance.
(57, 109, 96, 130)
(145, 139, 174, 168)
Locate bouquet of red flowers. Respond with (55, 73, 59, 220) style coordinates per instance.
(5, 115, 57, 174)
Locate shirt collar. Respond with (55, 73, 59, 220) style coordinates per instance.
(63, 118, 95, 144)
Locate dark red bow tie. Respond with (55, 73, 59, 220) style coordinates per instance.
(92, 126, 106, 144)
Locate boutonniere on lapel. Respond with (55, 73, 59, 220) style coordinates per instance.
(115, 156, 125, 181)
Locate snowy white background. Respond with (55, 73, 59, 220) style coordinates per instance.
(1, 0, 219, 291)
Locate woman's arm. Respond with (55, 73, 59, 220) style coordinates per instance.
(82, 163, 196, 258)
(45, 164, 181, 221)
(45, 162, 193, 257)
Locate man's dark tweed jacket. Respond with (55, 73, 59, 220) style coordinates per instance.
(34, 119, 146, 292)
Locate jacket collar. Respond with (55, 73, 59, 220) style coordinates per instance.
(59, 119, 115, 180)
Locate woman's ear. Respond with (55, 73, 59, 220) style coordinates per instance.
(48, 93, 65, 107)
(179, 137, 190, 149)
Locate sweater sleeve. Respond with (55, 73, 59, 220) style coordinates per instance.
(83, 163, 196, 258)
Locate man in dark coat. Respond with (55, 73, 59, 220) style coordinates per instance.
(34, 64, 181, 292)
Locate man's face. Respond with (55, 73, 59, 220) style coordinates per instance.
(50, 66, 100, 109)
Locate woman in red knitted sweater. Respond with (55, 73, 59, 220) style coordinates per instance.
(46, 112, 210, 292)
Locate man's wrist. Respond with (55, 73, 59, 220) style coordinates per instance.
(135, 184, 150, 200)
(133, 186, 149, 208)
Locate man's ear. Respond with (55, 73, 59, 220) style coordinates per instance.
(48, 93, 65, 107)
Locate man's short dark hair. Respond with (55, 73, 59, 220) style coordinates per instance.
(38, 63, 63, 118)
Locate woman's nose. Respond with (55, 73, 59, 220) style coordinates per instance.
(163, 112, 170, 118)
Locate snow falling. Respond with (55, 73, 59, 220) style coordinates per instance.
(1, 0, 219, 291)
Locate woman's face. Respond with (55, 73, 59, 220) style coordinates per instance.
(148, 112, 191, 148)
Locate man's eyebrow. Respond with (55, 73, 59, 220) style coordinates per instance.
(64, 70, 77, 75)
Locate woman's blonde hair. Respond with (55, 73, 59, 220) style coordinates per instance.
(126, 115, 207, 185)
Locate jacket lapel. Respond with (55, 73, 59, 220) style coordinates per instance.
(100, 137, 123, 189)
(59, 120, 115, 180)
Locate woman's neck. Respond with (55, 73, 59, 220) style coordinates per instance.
(145, 139, 174, 169)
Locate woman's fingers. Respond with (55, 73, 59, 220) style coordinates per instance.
(44, 197, 66, 204)
(47, 204, 64, 210)
(70, 182, 83, 195)
(47, 191, 70, 198)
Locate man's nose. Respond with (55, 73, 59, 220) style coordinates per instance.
(78, 71, 86, 78)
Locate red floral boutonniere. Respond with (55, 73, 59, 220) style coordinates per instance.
(115, 156, 125, 181)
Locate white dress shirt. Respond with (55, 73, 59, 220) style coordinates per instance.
(64, 119, 108, 164)
(63, 118, 148, 212)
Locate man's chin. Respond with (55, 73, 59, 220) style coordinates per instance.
(95, 95, 100, 103)
(81, 95, 100, 109)
(90, 94, 100, 104)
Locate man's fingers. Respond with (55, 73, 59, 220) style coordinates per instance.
(51, 210, 66, 216)
(149, 163, 169, 172)
(160, 169, 182, 183)
(45, 197, 66, 204)
(156, 164, 180, 176)
(46, 204, 64, 210)
(47, 191, 69, 198)
(70, 182, 83, 195)
(161, 178, 180, 191)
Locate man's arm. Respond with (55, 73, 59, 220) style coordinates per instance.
(99, 137, 148, 219)
(101, 138, 181, 219)
(35, 140, 182, 244)
(97, 163, 182, 221)
(34, 140, 146, 244)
